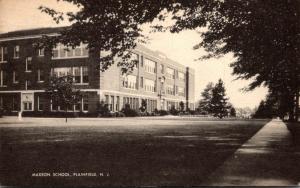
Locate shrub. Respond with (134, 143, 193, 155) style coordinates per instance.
(122, 104, 139, 117)
(97, 101, 111, 117)
(139, 112, 148, 116)
(179, 101, 185, 112)
(123, 108, 139, 117)
(169, 105, 179, 115)
(20, 111, 98, 118)
(21, 111, 76, 118)
(158, 110, 169, 116)
(189, 110, 197, 115)
(0, 108, 3, 118)
(116, 112, 126, 117)
(139, 99, 147, 112)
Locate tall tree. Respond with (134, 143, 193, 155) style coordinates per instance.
(46, 75, 81, 122)
(167, 0, 300, 121)
(198, 82, 214, 114)
(210, 79, 230, 119)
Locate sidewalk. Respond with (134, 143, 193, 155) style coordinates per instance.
(204, 119, 300, 186)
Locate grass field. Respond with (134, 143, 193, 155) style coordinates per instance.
(0, 117, 269, 186)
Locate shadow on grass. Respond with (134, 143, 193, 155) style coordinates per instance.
(0, 119, 269, 186)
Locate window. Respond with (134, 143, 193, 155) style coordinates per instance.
(123, 97, 127, 108)
(14, 45, 20, 58)
(38, 69, 44, 82)
(59, 45, 68, 58)
(140, 77, 143, 88)
(67, 47, 73, 57)
(23, 102, 32, 111)
(75, 46, 81, 56)
(53, 46, 59, 58)
(73, 67, 81, 83)
(38, 48, 44, 56)
(38, 96, 46, 111)
(122, 75, 137, 90)
(178, 71, 185, 81)
(82, 44, 88, 56)
(52, 67, 72, 77)
(166, 84, 175, 95)
(140, 56, 144, 67)
(144, 79, 155, 92)
(130, 53, 139, 68)
(13, 71, 19, 83)
(26, 57, 32, 72)
(0, 71, 7, 87)
(52, 43, 89, 59)
(0, 46, 8, 62)
(25, 80, 31, 90)
(83, 96, 89, 111)
(12, 96, 19, 111)
(111, 96, 115, 111)
(178, 86, 185, 97)
(51, 100, 59, 111)
(166, 67, 175, 79)
(144, 58, 156, 74)
(82, 67, 88, 83)
(116, 96, 120, 111)
(160, 64, 164, 74)
(105, 95, 109, 104)
(51, 66, 88, 85)
(75, 101, 81, 111)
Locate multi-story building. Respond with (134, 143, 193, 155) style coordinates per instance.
(0, 27, 195, 114)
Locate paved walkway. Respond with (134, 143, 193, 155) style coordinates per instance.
(204, 119, 300, 186)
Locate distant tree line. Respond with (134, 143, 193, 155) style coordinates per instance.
(253, 92, 287, 119)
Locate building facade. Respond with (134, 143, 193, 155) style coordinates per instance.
(0, 27, 195, 114)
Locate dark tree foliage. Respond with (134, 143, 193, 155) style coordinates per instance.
(97, 100, 110, 116)
(210, 79, 230, 119)
(253, 92, 284, 119)
(198, 82, 214, 114)
(166, 0, 300, 121)
(229, 107, 236, 117)
(46, 75, 81, 122)
(39, 0, 176, 73)
(179, 101, 185, 112)
(40, 0, 300, 121)
(122, 103, 139, 117)
(140, 99, 147, 112)
(169, 105, 179, 115)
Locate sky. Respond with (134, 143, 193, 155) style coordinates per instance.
(0, 0, 268, 109)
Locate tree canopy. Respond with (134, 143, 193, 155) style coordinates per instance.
(198, 82, 214, 114)
(46, 75, 81, 122)
(198, 79, 231, 118)
(210, 79, 230, 118)
(40, 0, 300, 121)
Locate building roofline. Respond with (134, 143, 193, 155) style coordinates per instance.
(0, 27, 194, 71)
(0, 27, 67, 40)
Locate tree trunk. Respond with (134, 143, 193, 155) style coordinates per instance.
(295, 89, 299, 122)
(288, 94, 295, 122)
(66, 109, 68, 123)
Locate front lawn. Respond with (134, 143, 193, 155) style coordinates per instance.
(0, 118, 269, 186)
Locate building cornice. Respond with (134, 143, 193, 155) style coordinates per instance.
(0, 33, 59, 42)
